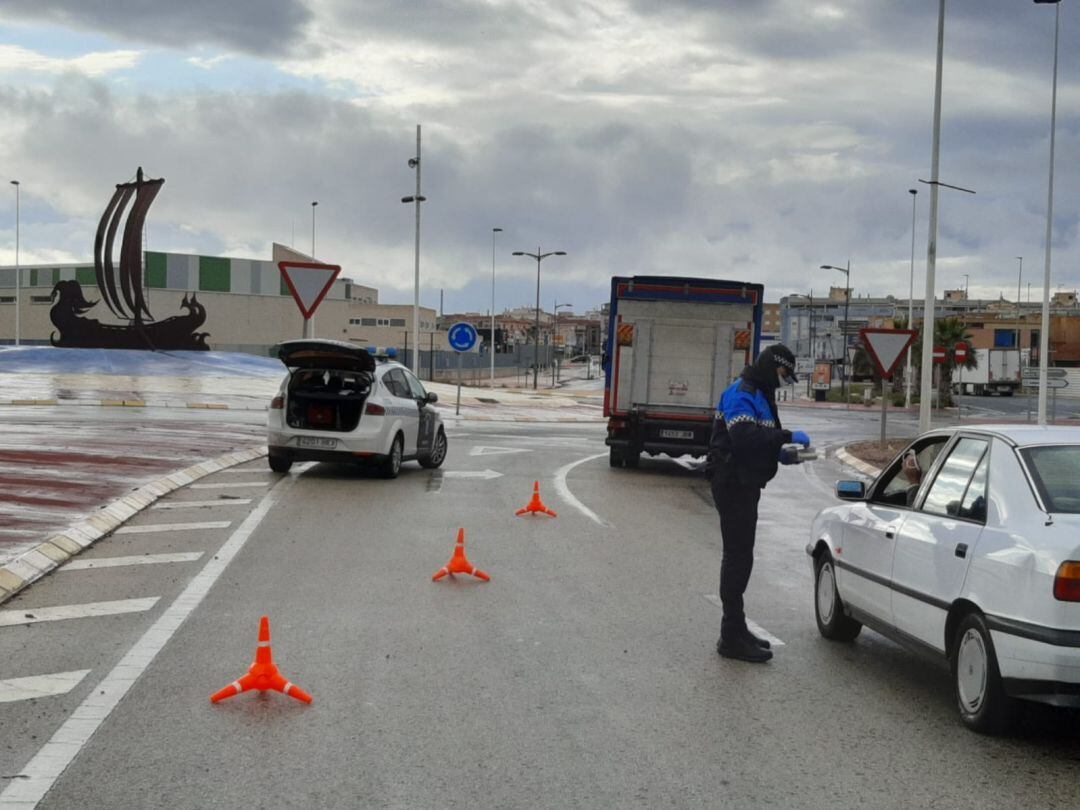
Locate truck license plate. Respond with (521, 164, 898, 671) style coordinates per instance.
(298, 437, 337, 450)
(660, 429, 694, 440)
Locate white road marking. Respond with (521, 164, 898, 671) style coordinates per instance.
(190, 481, 268, 489)
(0, 670, 91, 704)
(217, 469, 269, 474)
(701, 594, 786, 647)
(61, 553, 204, 571)
(553, 453, 611, 528)
(672, 456, 704, 471)
(0, 473, 297, 807)
(115, 521, 231, 534)
(442, 469, 503, 480)
(469, 446, 533, 457)
(151, 499, 252, 509)
(0, 598, 160, 627)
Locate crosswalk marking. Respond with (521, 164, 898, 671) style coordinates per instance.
(61, 552, 205, 571)
(151, 499, 253, 509)
(115, 521, 231, 534)
(190, 481, 268, 489)
(0, 598, 160, 627)
(0, 670, 91, 704)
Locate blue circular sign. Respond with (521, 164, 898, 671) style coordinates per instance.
(447, 321, 478, 353)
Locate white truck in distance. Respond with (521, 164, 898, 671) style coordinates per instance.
(956, 348, 1028, 396)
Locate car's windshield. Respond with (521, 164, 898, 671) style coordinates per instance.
(1019, 445, 1080, 513)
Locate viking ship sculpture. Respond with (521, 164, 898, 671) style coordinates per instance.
(50, 167, 210, 350)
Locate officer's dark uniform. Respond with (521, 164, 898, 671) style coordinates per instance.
(706, 346, 797, 661)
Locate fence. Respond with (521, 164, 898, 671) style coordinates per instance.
(397, 344, 556, 385)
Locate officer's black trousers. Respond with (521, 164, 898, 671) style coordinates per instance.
(710, 479, 762, 640)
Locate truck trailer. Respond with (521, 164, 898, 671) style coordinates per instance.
(603, 276, 764, 468)
(956, 348, 1028, 396)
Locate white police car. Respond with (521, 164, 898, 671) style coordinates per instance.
(267, 340, 447, 478)
(809, 425, 1080, 733)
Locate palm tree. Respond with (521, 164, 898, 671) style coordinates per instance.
(905, 316, 977, 406)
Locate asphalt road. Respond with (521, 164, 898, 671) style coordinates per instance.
(2, 408, 1079, 809)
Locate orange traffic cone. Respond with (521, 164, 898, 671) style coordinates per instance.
(210, 616, 313, 705)
(432, 528, 490, 582)
(515, 481, 557, 517)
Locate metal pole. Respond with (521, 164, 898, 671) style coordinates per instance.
(880, 377, 888, 448)
(456, 350, 462, 415)
(906, 189, 917, 408)
(11, 180, 19, 347)
(1037, 2, 1060, 426)
(412, 125, 422, 377)
(534, 248, 541, 390)
(491, 227, 501, 386)
(844, 260, 850, 408)
(311, 201, 317, 257)
(920, 0, 946, 433)
(552, 301, 557, 388)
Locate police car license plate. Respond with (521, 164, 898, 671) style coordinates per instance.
(298, 437, 337, 449)
(660, 429, 694, 440)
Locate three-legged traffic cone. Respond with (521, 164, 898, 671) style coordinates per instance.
(515, 481, 557, 517)
(210, 616, 313, 704)
(432, 528, 490, 582)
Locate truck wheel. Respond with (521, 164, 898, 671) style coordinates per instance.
(1001, 389, 1013, 397)
(623, 450, 640, 469)
(609, 448, 624, 468)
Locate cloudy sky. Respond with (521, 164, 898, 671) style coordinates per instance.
(0, 0, 1076, 315)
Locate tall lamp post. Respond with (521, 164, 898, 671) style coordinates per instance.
(10, 180, 19, 347)
(401, 124, 425, 377)
(1035, 0, 1061, 425)
(553, 301, 573, 386)
(310, 201, 318, 257)
(490, 227, 502, 386)
(820, 261, 851, 401)
(905, 188, 918, 407)
(512, 247, 566, 389)
(1015, 256, 1024, 358)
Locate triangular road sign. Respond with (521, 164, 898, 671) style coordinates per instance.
(278, 261, 342, 319)
(860, 328, 917, 380)
(469, 446, 533, 457)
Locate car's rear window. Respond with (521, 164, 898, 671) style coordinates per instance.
(1020, 445, 1080, 513)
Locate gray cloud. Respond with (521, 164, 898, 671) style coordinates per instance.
(0, 0, 313, 54)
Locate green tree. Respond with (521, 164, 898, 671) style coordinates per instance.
(904, 317, 977, 406)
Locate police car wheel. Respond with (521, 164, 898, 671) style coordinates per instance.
(381, 434, 403, 479)
(268, 455, 292, 474)
(814, 552, 861, 642)
(420, 429, 447, 469)
(609, 448, 624, 468)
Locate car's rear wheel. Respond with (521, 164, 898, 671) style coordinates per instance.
(420, 429, 447, 469)
(381, 434, 403, 479)
(268, 455, 292, 474)
(952, 612, 1020, 734)
(814, 551, 862, 641)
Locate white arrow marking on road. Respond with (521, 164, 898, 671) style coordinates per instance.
(0, 598, 161, 627)
(469, 446, 533, 457)
(0, 670, 91, 704)
(442, 469, 503, 480)
(115, 521, 232, 534)
(152, 499, 253, 509)
(62, 552, 205, 571)
(701, 594, 786, 647)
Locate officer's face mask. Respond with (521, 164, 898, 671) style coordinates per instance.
(777, 367, 794, 386)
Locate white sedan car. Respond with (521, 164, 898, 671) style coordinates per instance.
(808, 425, 1080, 733)
(267, 340, 447, 477)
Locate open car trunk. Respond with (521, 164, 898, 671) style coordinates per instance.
(275, 340, 377, 433)
(286, 368, 372, 432)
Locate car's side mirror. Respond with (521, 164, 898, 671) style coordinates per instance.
(836, 480, 866, 500)
(425, 391, 438, 404)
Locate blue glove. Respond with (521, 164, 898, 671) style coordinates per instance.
(792, 430, 811, 448)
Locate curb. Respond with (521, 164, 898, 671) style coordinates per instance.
(0, 398, 265, 411)
(0, 446, 268, 606)
(834, 446, 882, 477)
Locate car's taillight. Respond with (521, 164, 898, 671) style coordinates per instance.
(270, 395, 284, 410)
(1053, 561, 1080, 601)
(365, 402, 385, 416)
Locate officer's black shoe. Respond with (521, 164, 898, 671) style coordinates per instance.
(717, 635, 773, 663)
(745, 630, 771, 650)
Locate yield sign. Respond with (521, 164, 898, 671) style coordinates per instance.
(859, 328, 917, 380)
(278, 261, 341, 319)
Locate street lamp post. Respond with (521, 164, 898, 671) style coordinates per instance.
(906, 188, 917, 408)
(401, 124, 426, 377)
(553, 301, 573, 386)
(490, 227, 502, 387)
(1035, 0, 1062, 425)
(820, 261, 851, 402)
(311, 201, 318, 257)
(10, 180, 19, 347)
(512, 247, 567, 389)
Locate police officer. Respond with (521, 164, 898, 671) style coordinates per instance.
(706, 343, 810, 663)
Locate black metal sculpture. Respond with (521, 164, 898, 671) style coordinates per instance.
(50, 167, 210, 350)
